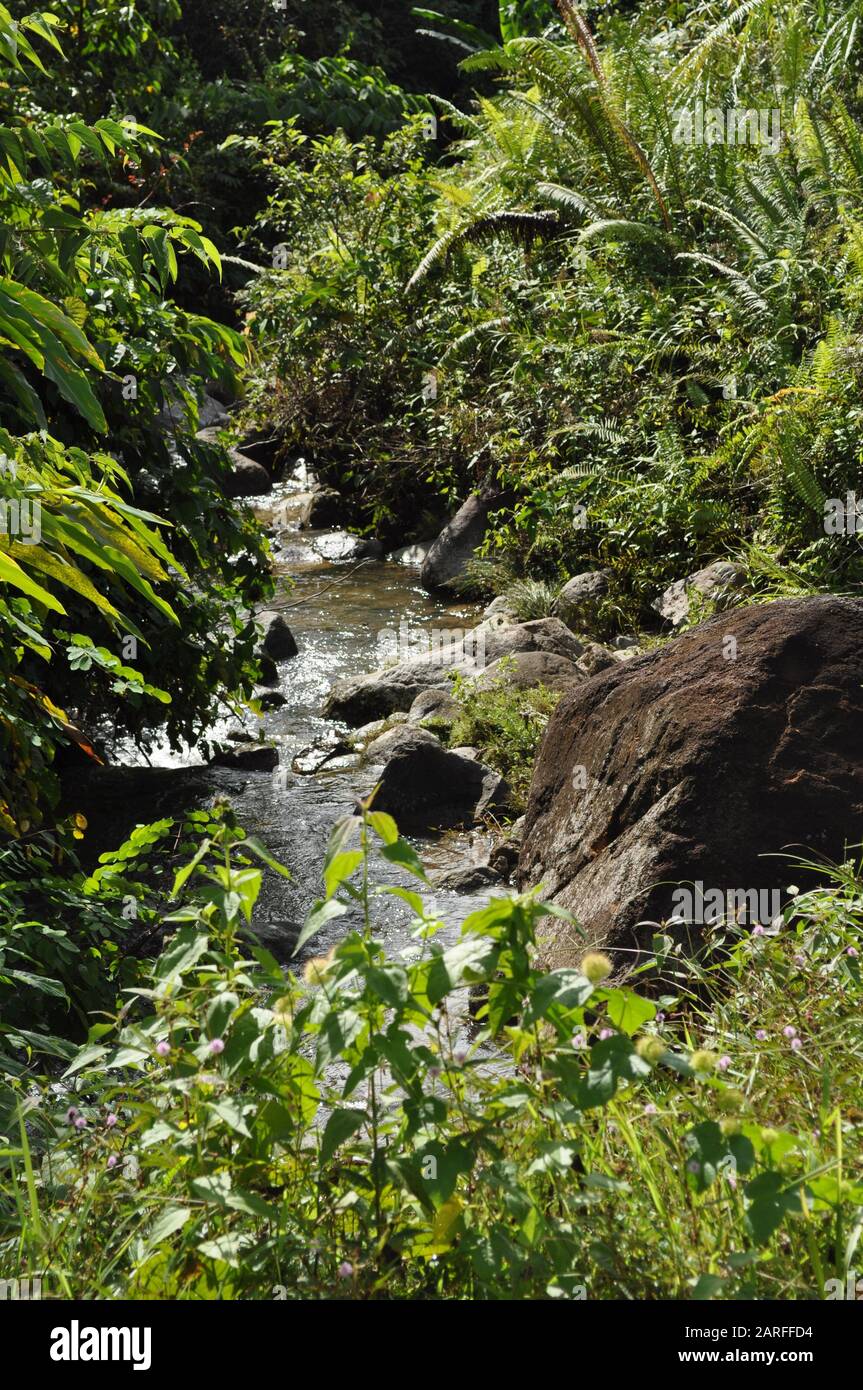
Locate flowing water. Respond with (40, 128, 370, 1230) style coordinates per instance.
(103, 469, 498, 970)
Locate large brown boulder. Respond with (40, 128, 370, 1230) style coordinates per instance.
(517, 597, 863, 967)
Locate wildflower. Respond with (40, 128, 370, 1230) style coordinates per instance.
(783, 1025, 797, 1039)
(847, 946, 859, 958)
(687, 1159, 700, 1174)
(107, 1155, 118, 1169)
(761, 1127, 779, 1145)
(155, 1040, 171, 1057)
(598, 1028, 614, 1041)
(453, 1048, 467, 1066)
(643, 1103, 658, 1116)
(580, 951, 613, 984)
(755, 1029, 768, 1041)
(718, 1055, 732, 1071)
(751, 925, 765, 937)
(208, 1037, 225, 1055)
(716, 1089, 745, 1114)
(337, 1261, 353, 1280)
(65, 1106, 78, 1123)
(790, 1037, 803, 1052)
(571, 1033, 586, 1050)
(720, 1116, 742, 1137)
(794, 953, 806, 967)
(105, 1113, 118, 1129)
(74, 1116, 87, 1130)
(428, 1065, 441, 1080)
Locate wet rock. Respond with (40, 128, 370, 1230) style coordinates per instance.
(408, 688, 462, 727)
(324, 657, 473, 726)
(473, 650, 583, 693)
(210, 744, 279, 772)
(654, 560, 747, 627)
(292, 733, 353, 775)
(433, 863, 503, 893)
(257, 611, 298, 661)
(311, 531, 383, 563)
(254, 687, 288, 710)
(256, 653, 279, 686)
(373, 735, 511, 829)
(388, 541, 432, 566)
(551, 570, 611, 633)
(299, 487, 344, 530)
(518, 596, 863, 968)
(421, 490, 500, 593)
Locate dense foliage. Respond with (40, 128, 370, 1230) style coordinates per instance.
(3, 805, 862, 1299)
(2, 0, 863, 1306)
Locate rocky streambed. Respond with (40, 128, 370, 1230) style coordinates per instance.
(66, 468, 513, 968)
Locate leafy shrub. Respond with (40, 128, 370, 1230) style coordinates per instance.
(2, 804, 861, 1299)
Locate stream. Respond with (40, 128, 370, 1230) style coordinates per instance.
(88, 465, 499, 971)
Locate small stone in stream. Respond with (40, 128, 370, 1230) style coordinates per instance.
(299, 487, 344, 529)
(312, 531, 383, 563)
(256, 653, 279, 686)
(257, 611, 298, 660)
(388, 541, 432, 566)
(254, 687, 288, 710)
(210, 744, 279, 772)
(432, 864, 503, 893)
(227, 730, 256, 743)
(292, 735, 352, 775)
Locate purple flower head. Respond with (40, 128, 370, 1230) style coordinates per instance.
(752, 925, 766, 937)
(794, 954, 806, 967)
(790, 1037, 803, 1052)
(453, 1048, 467, 1066)
(65, 1106, 79, 1123)
(755, 1029, 768, 1041)
(847, 946, 859, 959)
(208, 1037, 225, 1055)
(337, 1261, 353, 1280)
(598, 1028, 614, 1041)
(155, 1040, 171, 1057)
(783, 1025, 797, 1039)
(74, 1116, 87, 1130)
(718, 1055, 732, 1071)
(643, 1103, 658, 1116)
(571, 1033, 586, 1050)
(107, 1155, 118, 1169)
(105, 1112, 118, 1129)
